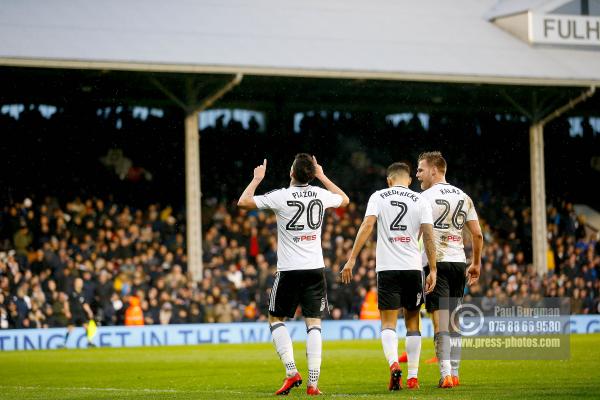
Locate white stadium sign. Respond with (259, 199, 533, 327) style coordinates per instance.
(529, 13, 600, 46)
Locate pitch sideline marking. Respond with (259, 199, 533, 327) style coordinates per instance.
(0, 385, 246, 394)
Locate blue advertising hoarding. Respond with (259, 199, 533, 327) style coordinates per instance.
(0, 316, 598, 351)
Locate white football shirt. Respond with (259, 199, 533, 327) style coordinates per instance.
(420, 182, 478, 264)
(254, 185, 343, 271)
(365, 185, 433, 272)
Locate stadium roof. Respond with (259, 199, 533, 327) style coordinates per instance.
(1, 0, 600, 87)
(1, 0, 597, 278)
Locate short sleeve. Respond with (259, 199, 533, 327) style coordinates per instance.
(319, 188, 343, 209)
(253, 190, 281, 211)
(364, 193, 379, 217)
(465, 195, 478, 221)
(420, 199, 433, 225)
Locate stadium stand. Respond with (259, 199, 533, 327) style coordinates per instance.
(1, 106, 599, 329)
(1, 189, 598, 329)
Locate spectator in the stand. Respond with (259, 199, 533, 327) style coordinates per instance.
(1, 294, 9, 329)
(159, 302, 172, 325)
(189, 303, 204, 323)
(13, 224, 32, 259)
(50, 292, 70, 328)
(203, 295, 216, 323)
(214, 294, 234, 323)
(125, 296, 144, 326)
(359, 286, 379, 320)
(13, 285, 31, 328)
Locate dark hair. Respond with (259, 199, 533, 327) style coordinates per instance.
(418, 151, 447, 173)
(387, 162, 411, 178)
(292, 153, 315, 184)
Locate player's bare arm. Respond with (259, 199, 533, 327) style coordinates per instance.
(237, 159, 267, 209)
(341, 215, 376, 284)
(465, 219, 483, 286)
(312, 156, 349, 207)
(421, 223, 437, 294)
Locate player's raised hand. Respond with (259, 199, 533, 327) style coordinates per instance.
(312, 156, 325, 180)
(253, 159, 267, 181)
(341, 258, 355, 284)
(425, 271, 437, 294)
(466, 262, 481, 286)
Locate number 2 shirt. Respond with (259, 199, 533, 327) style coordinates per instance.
(254, 185, 343, 271)
(365, 185, 433, 272)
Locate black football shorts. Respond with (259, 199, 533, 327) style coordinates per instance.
(377, 269, 425, 311)
(424, 261, 467, 312)
(268, 268, 327, 318)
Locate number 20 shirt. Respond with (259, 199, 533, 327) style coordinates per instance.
(254, 185, 343, 271)
(365, 185, 433, 272)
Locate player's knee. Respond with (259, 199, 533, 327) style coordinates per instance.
(305, 317, 321, 328)
(404, 312, 420, 331)
(268, 314, 286, 325)
(381, 321, 396, 330)
(379, 310, 398, 327)
(306, 325, 322, 334)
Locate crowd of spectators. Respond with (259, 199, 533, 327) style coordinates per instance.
(1, 189, 598, 330)
(1, 104, 599, 329)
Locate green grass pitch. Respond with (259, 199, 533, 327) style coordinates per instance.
(1, 334, 599, 399)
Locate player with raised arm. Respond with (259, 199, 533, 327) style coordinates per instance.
(415, 151, 483, 388)
(341, 162, 437, 391)
(238, 154, 349, 396)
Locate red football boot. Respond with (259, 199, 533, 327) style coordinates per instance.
(406, 377, 419, 389)
(398, 351, 408, 363)
(275, 372, 302, 395)
(438, 375, 454, 388)
(452, 375, 460, 387)
(306, 385, 322, 395)
(388, 362, 403, 391)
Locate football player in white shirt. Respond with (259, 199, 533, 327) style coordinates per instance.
(341, 162, 437, 391)
(416, 151, 483, 388)
(238, 153, 349, 396)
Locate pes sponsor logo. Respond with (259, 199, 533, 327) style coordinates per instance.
(388, 236, 411, 244)
(443, 235, 462, 242)
(293, 234, 317, 243)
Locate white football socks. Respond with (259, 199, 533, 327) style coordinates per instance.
(381, 328, 399, 367)
(306, 326, 322, 387)
(271, 323, 297, 377)
(405, 331, 422, 379)
(450, 332, 461, 377)
(435, 331, 452, 378)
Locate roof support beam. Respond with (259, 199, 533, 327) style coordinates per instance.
(1, 58, 599, 87)
(536, 86, 596, 127)
(529, 122, 548, 276)
(152, 73, 243, 281)
(184, 111, 203, 281)
(149, 76, 188, 110)
(186, 73, 243, 282)
(196, 74, 243, 112)
(528, 86, 595, 276)
(500, 89, 534, 119)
